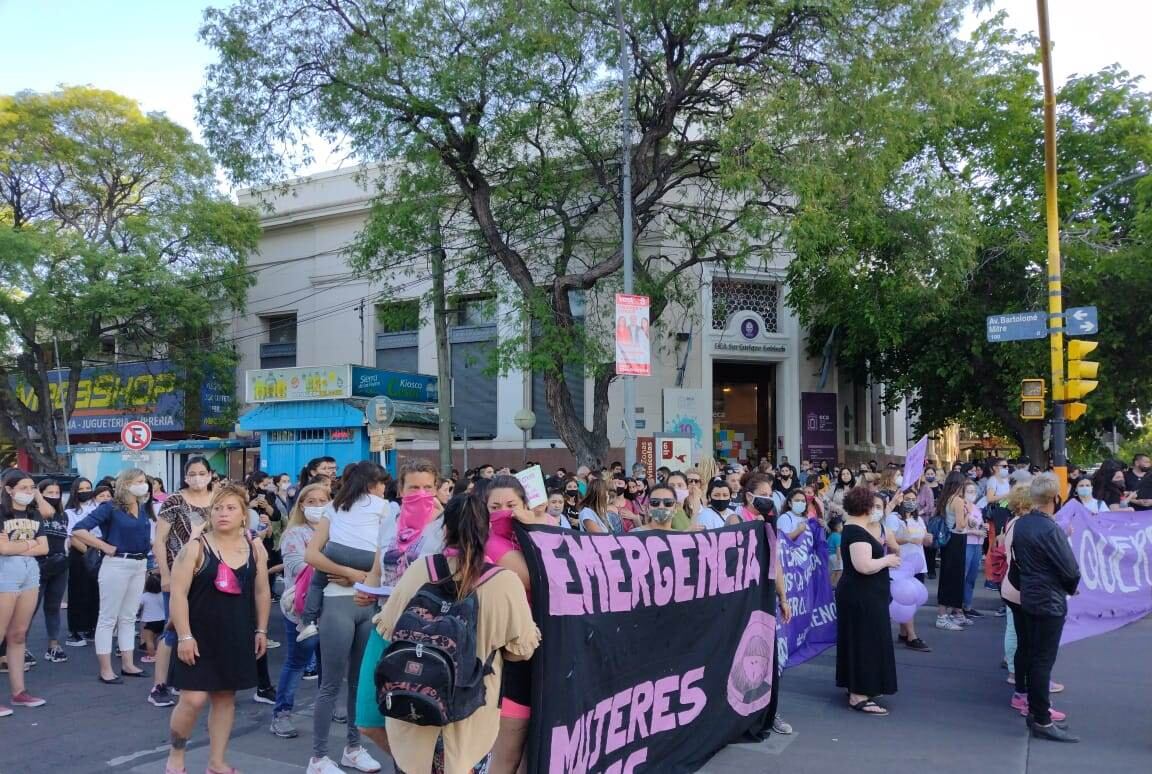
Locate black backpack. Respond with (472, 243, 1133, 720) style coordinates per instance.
(375, 554, 504, 726)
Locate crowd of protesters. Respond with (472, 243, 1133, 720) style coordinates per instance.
(1, 447, 1143, 763)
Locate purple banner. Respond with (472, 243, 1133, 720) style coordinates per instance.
(1055, 501, 1152, 644)
(800, 392, 837, 465)
(778, 517, 837, 667)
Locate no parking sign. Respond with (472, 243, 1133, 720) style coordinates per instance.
(120, 420, 153, 451)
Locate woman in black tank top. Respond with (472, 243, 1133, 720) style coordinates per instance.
(165, 485, 270, 774)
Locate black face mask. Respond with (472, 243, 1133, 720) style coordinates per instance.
(623, 490, 636, 500)
(751, 495, 774, 517)
(565, 491, 578, 500)
(709, 497, 730, 512)
(76, 491, 95, 504)
(43, 496, 61, 505)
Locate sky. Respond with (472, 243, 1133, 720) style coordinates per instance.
(1, 0, 1150, 182)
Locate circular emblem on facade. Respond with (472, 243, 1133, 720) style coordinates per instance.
(740, 317, 760, 340)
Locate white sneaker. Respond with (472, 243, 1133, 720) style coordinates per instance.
(935, 615, 963, 631)
(771, 715, 794, 735)
(952, 614, 975, 627)
(296, 624, 319, 642)
(307, 757, 343, 774)
(341, 746, 382, 773)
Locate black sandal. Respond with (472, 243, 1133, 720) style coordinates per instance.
(849, 698, 889, 716)
(906, 638, 932, 652)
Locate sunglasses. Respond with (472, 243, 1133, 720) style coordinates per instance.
(650, 498, 676, 507)
(687, 478, 702, 484)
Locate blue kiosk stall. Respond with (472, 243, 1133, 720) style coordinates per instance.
(237, 365, 440, 477)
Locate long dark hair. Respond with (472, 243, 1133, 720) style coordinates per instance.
(37, 479, 65, 518)
(834, 468, 856, 491)
(442, 493, 491, 599)
(184, 456, 214, 490)
(299, 456, 336, 488)
(64, 477, 93, 512)
(332, 461, 389, 512)
(245, 470, 271, 499)
(1091, 460, 1126, 502)
(934, 471, 970, 517)
(1, 469, 35, 518)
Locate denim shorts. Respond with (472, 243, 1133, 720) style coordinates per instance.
(0, 557, 40, 593)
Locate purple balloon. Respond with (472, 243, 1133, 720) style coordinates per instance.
(889, 600, 917, 624)
(913, 582, 929, 607)
(891, 576, 920, 606)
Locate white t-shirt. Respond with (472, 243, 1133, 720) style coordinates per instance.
(326, 495, 389, 552)
(579, 507, 610, 533)
(1074, 497, 1106, 513)
(696, 508, 728, 530)
(776, 511, 806, 538)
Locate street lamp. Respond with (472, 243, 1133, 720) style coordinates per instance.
(514, 409, 537, 466)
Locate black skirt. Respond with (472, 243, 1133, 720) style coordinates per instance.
(936, 535, 966, 609)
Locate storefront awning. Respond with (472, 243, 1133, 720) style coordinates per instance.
(237, 399, 440, 433)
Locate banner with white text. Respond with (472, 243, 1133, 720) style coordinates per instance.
(518, 522, 777, 774)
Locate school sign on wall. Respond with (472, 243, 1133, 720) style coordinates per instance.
(518, 522, 778, 773)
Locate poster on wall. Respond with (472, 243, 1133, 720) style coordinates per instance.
(663, 388, 706, 457)
(615, 293, 651, 376)
(800, 392, 837, 465)
(518, 522, 777, 774)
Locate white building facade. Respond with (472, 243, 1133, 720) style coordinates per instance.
(234, 167, 911, 472)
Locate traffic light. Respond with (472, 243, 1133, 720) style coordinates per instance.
(1021, 379, 1046, 420)
(1065, 340, 1100, 422)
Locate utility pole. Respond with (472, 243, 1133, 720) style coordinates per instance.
(1036, 0, 1067, 491)
(431, 221, 454, 477)
(616, 0, 636, 472)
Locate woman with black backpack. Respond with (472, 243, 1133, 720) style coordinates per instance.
(373, 493, 539, 774)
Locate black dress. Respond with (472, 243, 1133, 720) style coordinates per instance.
(169, 538, 258, 692)
(835, 524, 898, 697)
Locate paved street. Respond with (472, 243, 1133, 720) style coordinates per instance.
(3, 582, 1148, 774)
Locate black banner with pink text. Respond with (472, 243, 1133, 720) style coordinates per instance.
(517, 522, 777, 774)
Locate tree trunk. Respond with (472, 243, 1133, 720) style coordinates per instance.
(430, 225, 454, 477)
(544, 367, 609, 468)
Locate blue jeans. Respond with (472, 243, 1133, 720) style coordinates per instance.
(962, 542, 983, 608)
(274, 615, 320, 715)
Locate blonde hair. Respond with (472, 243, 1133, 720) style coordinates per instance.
(113, 468, 148, 512)
(1006, 483, 1033, 516)
(285, 483, 330, 530)
(205, 484, 248, 531)
(696, 457, 718, 485)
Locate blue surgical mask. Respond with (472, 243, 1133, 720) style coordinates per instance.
(790, 501, 806, 515)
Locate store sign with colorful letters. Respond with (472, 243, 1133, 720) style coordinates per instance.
(518, 522, 777, 774)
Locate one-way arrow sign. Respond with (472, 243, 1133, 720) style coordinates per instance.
(1065, 306, 1099, 335)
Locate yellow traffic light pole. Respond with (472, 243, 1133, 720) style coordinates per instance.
(1036, 0, 1068, 492)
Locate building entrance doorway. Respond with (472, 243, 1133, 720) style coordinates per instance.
(712, 361, 777, 467)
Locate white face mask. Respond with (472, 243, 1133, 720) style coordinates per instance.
(12, 491, 35, 506)
(964, 491, 978, 503)
(790, 501, 806, 515)
(186, 474, 210, 490)
(869, 508, 885, 523)
(894, 474, 904, 488)
(128, 483, 150, 498)
(1076, 486, 1093, 498)
(303, 505, 327, 523)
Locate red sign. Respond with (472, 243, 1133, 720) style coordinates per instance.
(614, 294, 651, 376)
(120, 420, 153, 451)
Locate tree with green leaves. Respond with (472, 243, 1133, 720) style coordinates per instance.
(784, 17, 1152, 465)
(198, 0, 975, 465)
(0, 86, 258, 471)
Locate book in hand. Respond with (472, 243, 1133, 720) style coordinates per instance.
(353, 582, 394, 597)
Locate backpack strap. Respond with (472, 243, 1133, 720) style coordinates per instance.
(475, 564, 504, 588)
(427, 553, 451, 583)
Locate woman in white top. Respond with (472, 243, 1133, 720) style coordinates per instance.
(303, 462, 388, 774)
(696, 479, 734, 530)
(774, 489, 810, 541)
(888, 490, 932, 652)
(577, 477, 623, 533)
(1071, 478, 1107, 513)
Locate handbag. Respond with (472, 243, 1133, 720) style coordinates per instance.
(83, 547, 104, 577)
